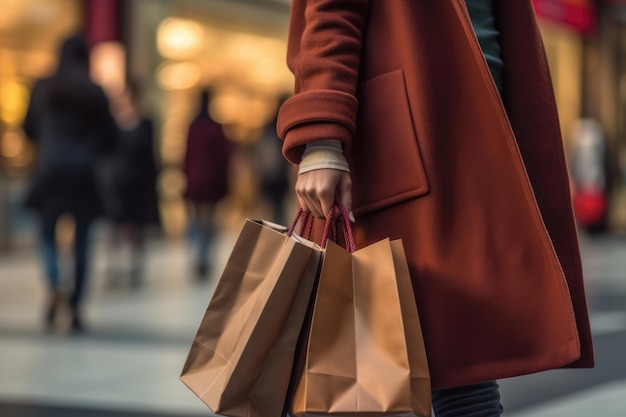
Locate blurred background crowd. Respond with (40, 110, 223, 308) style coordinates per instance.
(0, 0, 295, 250)
(0, 0, 295, 330)
(0, 0, 626, 416)
(2, 0, 626, 245)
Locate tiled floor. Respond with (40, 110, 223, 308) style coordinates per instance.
(509, 381, 626, 416)
(0, 403, 196, 417)
(0, 229, 229, 416)
(1, 228, 626, 416)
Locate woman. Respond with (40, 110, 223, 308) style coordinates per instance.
(277, 1, 594, 415)
(23, 34, 117, 331)
(183, 89, 234, 280)
(254, 96, 293, 225)
(107, 79, 160, 288)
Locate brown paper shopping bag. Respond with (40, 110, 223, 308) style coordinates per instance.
(290, 207, 431, 417)
(180, 218, 322, 417)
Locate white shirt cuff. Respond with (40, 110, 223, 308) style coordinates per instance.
(299, 140, 350, 174)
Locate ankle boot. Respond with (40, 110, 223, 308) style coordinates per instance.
(45, 290, 60, 328)
(68, 293, 84, 333)
(70, 310, 84, 332)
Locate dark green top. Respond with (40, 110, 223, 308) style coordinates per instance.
(465, 0, 503, 93)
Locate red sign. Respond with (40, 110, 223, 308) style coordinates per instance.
(532, 0, 597, 34)
(84, 0, 121, 45)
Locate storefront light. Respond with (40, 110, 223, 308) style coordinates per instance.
(0, 81, 29, 127)
(159, 167, 186, 199)
(249, 57, 282, 86)
(1, 130, 24, 159)
(157, 18, 203, 60)
(23, 1, 59, 25)
(21, 50, 56, 79)
(90, 41, 126, 97)
(0, 0, 23, 31)
(209, 91, 271, 131)
(211, 92, 241, 125)
(157, 62, 201, 91)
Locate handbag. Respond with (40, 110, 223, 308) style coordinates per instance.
(180, 216, 322, 417)
(289, 204, 432, 417)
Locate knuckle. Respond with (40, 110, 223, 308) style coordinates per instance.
(305, 186, 318, 197)
(317, 186, 333, 198)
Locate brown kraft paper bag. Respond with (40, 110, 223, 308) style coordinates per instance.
(290, 234, 431, 417)
(180, 219, 322, 417)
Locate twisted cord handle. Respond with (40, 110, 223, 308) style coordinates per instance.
(321, 203, 356, 252)
(287, 208, 304, 237)
(288, 203, 356, 252)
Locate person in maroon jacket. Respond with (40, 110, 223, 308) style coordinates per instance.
(183, 89, 234, 280)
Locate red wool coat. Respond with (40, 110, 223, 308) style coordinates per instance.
(277, 0, 594, 390)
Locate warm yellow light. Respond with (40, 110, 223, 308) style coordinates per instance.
(158, 167, 186, 199)
(157, 62, 201, 91)
(22, 50, 56, 79)
(157, 18, 204, 60)
(22, 1, 61, 25)
(90, 42, 126, 97)
(248, 57, 282, 86)
(243, 96, 273, 129)
(1, 130, 25, 159)
(210, 92, 240, 125)
(0, 0, 23, 31)
(0, 81, 30, 126)
(209, 89, 273, 130)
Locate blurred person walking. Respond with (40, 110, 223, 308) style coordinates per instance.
(22, 34, 117, 332)
(254, 96, 293, 226)
(277, 0, 594, 416)
(183, 89, 234, 280)
(107, 79, 160, 288)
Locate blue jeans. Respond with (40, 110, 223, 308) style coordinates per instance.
(40, 211, 92, 309)
(432, 381, 503, 417)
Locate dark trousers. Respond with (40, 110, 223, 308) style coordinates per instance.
(432, 381, 503, 417)
(40, 211, 92, 309)
(186, 202, 216, 274)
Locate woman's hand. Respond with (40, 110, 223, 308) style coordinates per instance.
(296, 169, 353, 220)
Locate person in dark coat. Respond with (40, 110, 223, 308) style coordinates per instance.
(107, 78, 160, 288)
(22, 34, 117, 332)
(254, 96, 293, 225)
(183, 89, 234, 279)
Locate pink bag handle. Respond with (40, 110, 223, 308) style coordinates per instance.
(287, 209, 303, 236)
(322, 203, 356, 252)
(288, 204, 356, 252)
(288, 208, 310, 237)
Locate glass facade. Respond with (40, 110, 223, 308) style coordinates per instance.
(12, 0, 626, 238)
(0, 0, 294, 246)
(125, 0, 292, 236)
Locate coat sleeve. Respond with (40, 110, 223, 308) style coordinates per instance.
(276, 0, 369, 164)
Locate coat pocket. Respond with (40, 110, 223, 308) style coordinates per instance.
(350, 69, 430, 217)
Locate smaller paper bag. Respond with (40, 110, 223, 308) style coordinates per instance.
(290, 238, 431, 417)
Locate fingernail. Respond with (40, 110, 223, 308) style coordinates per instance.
(349, 211, 356, 223)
